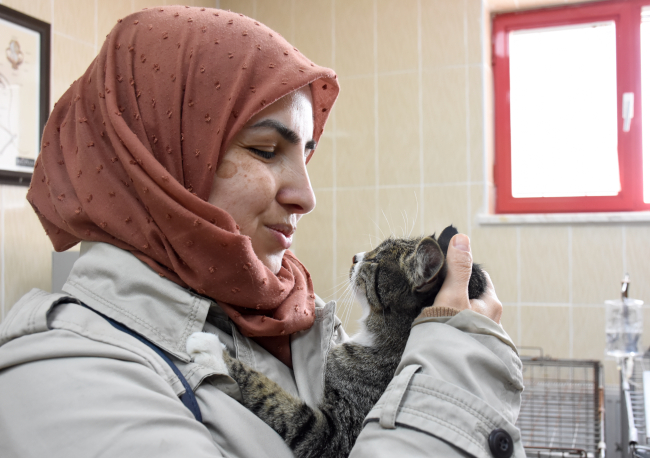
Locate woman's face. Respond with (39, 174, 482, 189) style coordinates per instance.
(208, 86, 316, 274)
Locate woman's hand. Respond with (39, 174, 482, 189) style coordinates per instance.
(432, 233, 502, 324)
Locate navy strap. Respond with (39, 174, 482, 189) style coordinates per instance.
(78, 303, 203, 422)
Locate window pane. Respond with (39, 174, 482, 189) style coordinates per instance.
(509, 22, 619, 198)
(641, 8, 650, 204)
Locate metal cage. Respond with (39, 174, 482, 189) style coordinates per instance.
(516, 358, 605, 458)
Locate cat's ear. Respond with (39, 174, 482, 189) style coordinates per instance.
(436, 225, 458, 256)
(408, 237, 445, 293)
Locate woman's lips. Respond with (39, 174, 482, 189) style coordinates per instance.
(266, 225, 294, 249)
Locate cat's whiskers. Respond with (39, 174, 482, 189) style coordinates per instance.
(340, 286, 356, 328)
(334, 283, 351, 322)
(399, 209, 406, 237)
(326, 280, 353, 301)
(339, 279, 362, 329)
(372, 220, 386, 240)
(380, 208, 394, 238)
(409, 191, 419, 237)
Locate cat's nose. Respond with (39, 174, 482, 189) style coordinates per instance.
(352, 252, 365, 264)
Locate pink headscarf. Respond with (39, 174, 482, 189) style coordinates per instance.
(27, 6, 339, 366)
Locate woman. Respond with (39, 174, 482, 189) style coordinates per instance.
(0, 6, 523, 457)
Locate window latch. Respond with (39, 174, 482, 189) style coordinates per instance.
(623, 92, 634, 132)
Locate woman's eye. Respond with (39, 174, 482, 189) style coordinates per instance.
(248, 148, 275, 159)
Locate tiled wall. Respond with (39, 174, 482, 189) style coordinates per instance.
(0, 0, 644, 386)
(0, 0, 218, 321)
(487, 0, 606, 13)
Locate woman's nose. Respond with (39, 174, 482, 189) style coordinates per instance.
(276, 154, 316, 215)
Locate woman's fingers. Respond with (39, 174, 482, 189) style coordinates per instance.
(432, 234, 503, 324)
(469, 271, 503, 324)
(432, 234, 472, 311)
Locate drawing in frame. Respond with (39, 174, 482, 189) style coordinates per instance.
(0, 5, 50, 186)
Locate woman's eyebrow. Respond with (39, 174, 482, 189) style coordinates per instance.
(249, 119, 315, 147)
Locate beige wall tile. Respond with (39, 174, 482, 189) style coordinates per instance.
(294, 189, 334, 301)
(469, 183, 485, 229)
(466, 0, 483, 66)
(603, 359, 618, 387)
(421, 0, 465, 69)
(486, 182, 496, 213)
(188, 0, 218, 8)
(487, 0, 606, 12)
(468, 66, 484, 183)
(53, 0, 95, 46)
(377, 0, 417, 73)
(471, 225, 518, 303)
(564, 0, 609, 4)
(309, 134, 333, 190)
(482, 5, 491, 68)
(254, 0, 293, 42)
(520, 226, 569, 303)
(501, 304, 519, 344)
(3, 186, 53, 315)
(572, 226, 623, 304)
(486, 0, 517, 13)
(1, 0, 51, 23)
(133, 0, 173, 11)
(377, 72, 419, 186)
(336, 76, 375, 188)
(572, 305, 605, 360)
(483, 65, 495, 186)
(625, 225, 650, 306)
(219, 0, 255, 17)
(422, 67, 467, 184)
(334, 0, 374, 78)
(520, 305, 570, 358)
(97, 0, 132, 48)
(336, 188, 376, 271)
(335, 188, 376, 333)
(294, 0, 332, 69)
(377, 187, 422, 240)
(51, 34, 96, 107)
(516, 0, 568, 10)
(422, 184, 469, 237)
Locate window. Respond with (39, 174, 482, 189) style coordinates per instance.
(493, 0, 650, 213)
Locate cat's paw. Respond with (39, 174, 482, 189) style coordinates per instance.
(186, 332, 228, 374)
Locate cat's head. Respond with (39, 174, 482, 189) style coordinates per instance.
(349, 225, 484, 335)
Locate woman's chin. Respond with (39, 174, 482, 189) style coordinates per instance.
(259, 251, 286, 275)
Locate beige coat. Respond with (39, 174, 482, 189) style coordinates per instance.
(0, 242, 524, 457)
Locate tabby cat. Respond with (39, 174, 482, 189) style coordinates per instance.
(187, 225, 487, 458)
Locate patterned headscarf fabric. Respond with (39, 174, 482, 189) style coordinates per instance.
(27, 6, 339, 367)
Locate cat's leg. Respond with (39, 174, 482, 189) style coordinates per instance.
(186, 332, 333, 458)
(225, 356, 334, 458)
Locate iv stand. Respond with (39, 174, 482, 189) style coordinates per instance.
(619, 275, 650, 458)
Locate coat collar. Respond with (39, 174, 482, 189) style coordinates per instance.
(62, 242, 212, 362)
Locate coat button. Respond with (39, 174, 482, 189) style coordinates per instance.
(488, 428, 513, 458)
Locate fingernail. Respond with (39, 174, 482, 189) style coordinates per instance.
(453, 234, 470, 252)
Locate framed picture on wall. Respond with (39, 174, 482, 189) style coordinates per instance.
(0, 5, 50, 186)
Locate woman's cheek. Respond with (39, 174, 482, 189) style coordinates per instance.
(216, 160, 238, 179)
